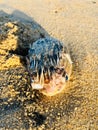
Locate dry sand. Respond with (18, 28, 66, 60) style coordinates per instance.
(0, 0, 98, 130)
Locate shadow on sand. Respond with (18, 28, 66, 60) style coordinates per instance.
(0, 10, 49, 129)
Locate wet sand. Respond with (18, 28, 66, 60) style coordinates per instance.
(0, 0, 98, 130)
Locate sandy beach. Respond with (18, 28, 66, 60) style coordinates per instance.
(0, 0, 98, 129)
